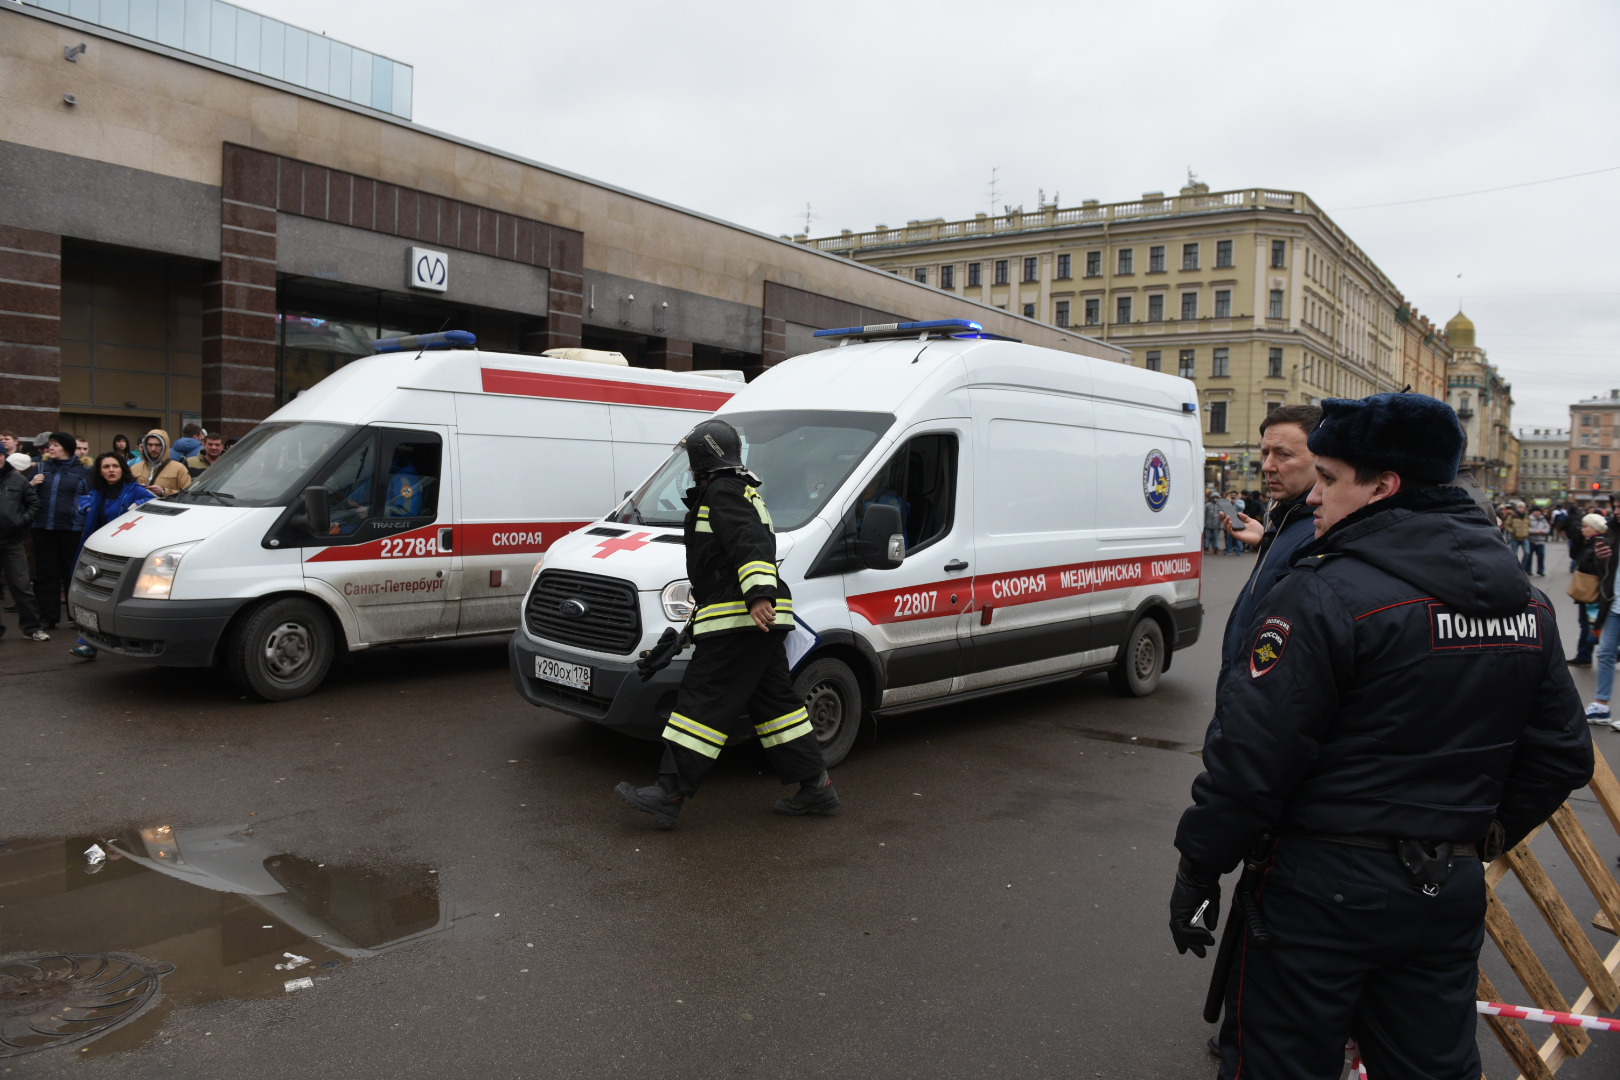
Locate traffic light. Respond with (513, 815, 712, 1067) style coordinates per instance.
(1595, 482, 1603, 493)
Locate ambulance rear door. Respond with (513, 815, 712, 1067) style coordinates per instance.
(300, 426, 458, 644)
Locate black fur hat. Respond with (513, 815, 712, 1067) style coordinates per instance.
(1307, 393, 1465, 486)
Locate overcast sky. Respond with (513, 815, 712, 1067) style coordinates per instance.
(246, 0, 1620, 430)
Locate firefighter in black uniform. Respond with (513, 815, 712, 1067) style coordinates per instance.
(1169, 392, 1594, 1079)
(615, 419, 838, 828)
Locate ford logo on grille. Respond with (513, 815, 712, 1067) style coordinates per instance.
(559, 599, 589, 619)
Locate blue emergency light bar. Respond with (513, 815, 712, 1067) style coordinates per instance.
(373, 330, 477, 353)
(814, 319, 985, 342)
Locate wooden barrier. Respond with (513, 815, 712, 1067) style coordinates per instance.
(1481, 745, 1620, 1080)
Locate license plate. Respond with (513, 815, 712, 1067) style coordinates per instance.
(535, 657, 591, 691)
(72, 605, 99, 633)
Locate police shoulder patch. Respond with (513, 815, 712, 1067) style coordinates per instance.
(1249, 616, 1291, 678)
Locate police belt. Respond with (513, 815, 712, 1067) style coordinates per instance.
(1292, 832, 1478, 858)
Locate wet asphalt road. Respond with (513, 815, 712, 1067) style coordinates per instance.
(2, 552, 1618, 1079)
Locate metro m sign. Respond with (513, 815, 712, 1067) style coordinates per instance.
(408, 247, 449, 293)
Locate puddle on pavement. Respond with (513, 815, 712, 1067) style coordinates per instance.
(1061, 725, 1204, 756)
(0, 826, 450, 1058)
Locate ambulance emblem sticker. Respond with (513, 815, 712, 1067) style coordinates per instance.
(1142, 450, 1171, 512)
(1250, 617, 1291, 679)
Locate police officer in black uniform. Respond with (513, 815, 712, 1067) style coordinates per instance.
(1169, 392, 1594, 1079)
(615, 419, 838, 828)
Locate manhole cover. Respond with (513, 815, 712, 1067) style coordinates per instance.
(0, 953, 174, 1057)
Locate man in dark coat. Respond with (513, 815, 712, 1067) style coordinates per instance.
(0, 452, 47, 641)
(1170, 392, 1594, 1080)
(1217, 404, 1321, 675)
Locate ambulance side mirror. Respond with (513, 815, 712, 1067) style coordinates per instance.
(856, 503, 905, 570)
(302, 486, 330, 536)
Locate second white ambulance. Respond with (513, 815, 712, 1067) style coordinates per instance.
(510, 320, 1205, 765)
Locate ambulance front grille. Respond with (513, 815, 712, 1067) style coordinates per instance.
(526, 570, 642, 654)
(73, 549, 132, 602)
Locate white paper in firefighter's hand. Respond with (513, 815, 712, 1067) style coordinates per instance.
(785, 619, 819, 672)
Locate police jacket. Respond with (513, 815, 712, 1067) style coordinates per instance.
(1176, 485, 1594, 875)
(1218, 493, 1316, 674)
(32, 458, 93, 532)
(683, 472, 795, 637)
(0, 464, 40, 541)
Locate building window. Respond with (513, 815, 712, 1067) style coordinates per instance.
(1056, 253, 1071, 280)
(1145, 350, 1162, 372)
(1214, 289, 1231, 318)
(1084, 298, 1100, 325)
(1118, 248, 1134, 274)
(1209, 400, 1228, 434)
(940, 264, 954, 289)
(1580, 454, 1590, 470)
(1085, 251, 1101, 277)
(1181, 293, 1198, 320)
(1212, 347, 1230, 377)
(967, 262, 982, 287)
(1268, 347, 1283, 378)
(1215, 240, 1233, 268)
(1023, 257, 1039, 283)
(1604, 455, 1613, 471)
(1149, 245, 1165, 273)
(1269, 289, 1284, 319)
(1582, 434, 1590, 447)
(1023, 302, 1036, 318)
(1148, 294, 1164, 322)
(1582, 414, 1592, 426)
(1055, 300, 1070, 327)
(914, 267, 928, 285)
(994, 260, 1010, 285)
(1179, 349, 1195, 379)
(1271, 240, 1287, 268)
(1116, 296, 1132, 324)
(1182, 243, 1200, 271)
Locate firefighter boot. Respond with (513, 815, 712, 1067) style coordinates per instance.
(773, 771, 840, 816)
(614, 779, 683, 828)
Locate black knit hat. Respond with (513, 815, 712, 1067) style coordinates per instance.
(1306, 393, 1465, 486)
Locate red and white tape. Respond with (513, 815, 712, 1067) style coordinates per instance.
(1345, 1002, 1618, 1080)
(1476, 999, 1620, 1033)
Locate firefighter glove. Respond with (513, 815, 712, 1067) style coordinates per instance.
(1169, 856, 1221, 958)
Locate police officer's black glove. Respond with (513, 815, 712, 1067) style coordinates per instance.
(636, 627, 679, 682)
(1169, 856, 1221, 958)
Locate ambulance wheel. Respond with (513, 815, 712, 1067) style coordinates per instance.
(1108, 618, 1164, 697)
(229, 597, 335, 702)
(793, 657, 862, 769)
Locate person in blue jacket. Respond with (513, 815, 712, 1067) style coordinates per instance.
(68, 453, 156, 658)
(29, 432, 93, 630)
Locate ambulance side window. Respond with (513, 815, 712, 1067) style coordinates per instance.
(857, 434, 957, 555)
(313, 429, 441, 540)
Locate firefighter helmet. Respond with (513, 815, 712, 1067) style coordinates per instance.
(680, 419, 745, 476)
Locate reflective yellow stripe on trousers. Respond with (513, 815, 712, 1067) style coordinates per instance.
(756, 708, 812, 748)
(663, 712, 728, 759)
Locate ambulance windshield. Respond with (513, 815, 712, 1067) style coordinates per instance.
(613, 410, 895, 531)
(177, 422, 355, 507)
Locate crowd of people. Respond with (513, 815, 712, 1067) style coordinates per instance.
(0, 424, 230, 656)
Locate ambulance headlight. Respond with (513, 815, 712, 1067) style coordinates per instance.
(133, 542, 199, 599)
(661, 579, 694, 622)
(530, 553, 546, 583)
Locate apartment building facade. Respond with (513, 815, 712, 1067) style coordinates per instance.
(1570, 389, 1620, 505)
(803, 182, 1452, 489)
(1517, 428, 1569, 502)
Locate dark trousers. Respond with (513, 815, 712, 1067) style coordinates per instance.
(31, 528, 81, 626)
(1576, 601, 1597, 662)
(1216, 837, 1485, 1080)
(658, 628, 825, 796)
(0, 535, 42, 633)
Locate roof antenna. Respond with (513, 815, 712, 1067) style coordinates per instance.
(988, 166, 999, 217)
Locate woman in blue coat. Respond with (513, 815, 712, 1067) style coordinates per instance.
(70, 453, 156, 659)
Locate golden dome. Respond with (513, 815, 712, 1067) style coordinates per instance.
(1446, 310, 1475, 349)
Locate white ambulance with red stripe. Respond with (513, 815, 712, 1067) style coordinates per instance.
(67, 332, 738, 699)
(511, 320, 1204, 766)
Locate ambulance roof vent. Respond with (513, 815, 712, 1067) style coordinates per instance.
(691, 369, 747, 384)
(541, 348, 630, 367)
(374, 331, 477, 353)
(813, 319, 1003, 345)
